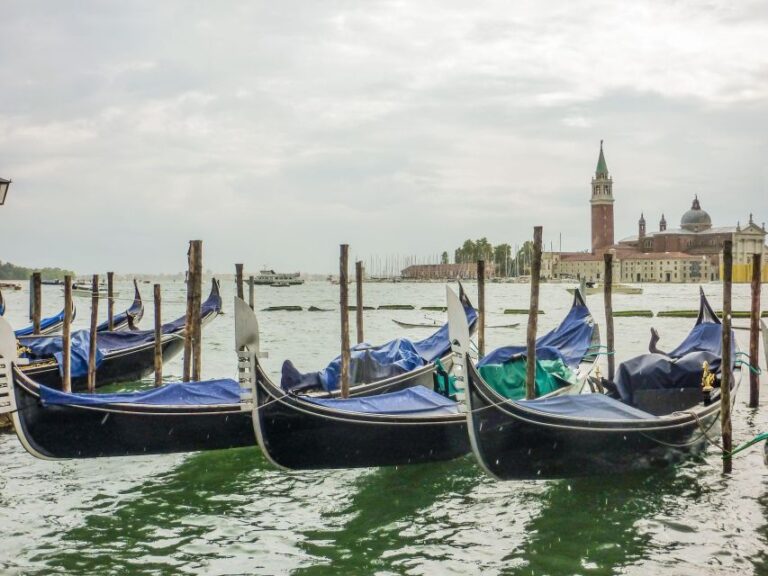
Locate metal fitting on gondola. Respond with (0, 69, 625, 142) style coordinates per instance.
(701, 361, 715, 405)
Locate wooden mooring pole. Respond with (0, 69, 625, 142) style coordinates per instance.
(248, 276, 255, 310)
(340, 244, 350, 398)
(32, 272, 41, 335)
(182, 241, 202, 382)
(107, 271, 115, 331)
(191, 241, 203, 382)
(62, 275, 73, 393)
(603, 252, 615, 381)
(355, 261, 364, 344)
(87, 274, 99, 392)
(235, 263, 244, 300)
(154, 284, 163, 387)
(526, 227, 543, 400)
(749, 252, 762, 408)
(722, 240, 733, 473)
(477, 260, 486, 359)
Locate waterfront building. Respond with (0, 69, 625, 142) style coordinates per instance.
(545, 143, 767, 283)
(401, 263, 496, 280)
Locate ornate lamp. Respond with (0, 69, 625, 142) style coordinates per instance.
(0, 178, 11, 205)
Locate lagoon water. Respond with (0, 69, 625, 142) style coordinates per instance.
(1, 279, 767, 575)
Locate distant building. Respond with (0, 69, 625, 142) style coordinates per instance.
(545, 142, 767, 283)
(401, 263, 496, 280)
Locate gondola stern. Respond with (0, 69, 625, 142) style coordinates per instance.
(0, 317, 55, 460)
(234, 296, 285, 470)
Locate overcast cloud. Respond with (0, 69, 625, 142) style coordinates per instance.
(1, 0, 766, 274)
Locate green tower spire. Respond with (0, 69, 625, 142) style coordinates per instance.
(596, 140, 608, 177)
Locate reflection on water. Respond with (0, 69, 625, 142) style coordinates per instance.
(0, 280, 766, 574)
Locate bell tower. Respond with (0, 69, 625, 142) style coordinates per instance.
(590, 140, 614, 252)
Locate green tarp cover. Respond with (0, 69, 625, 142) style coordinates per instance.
(479, 357, 576, 400)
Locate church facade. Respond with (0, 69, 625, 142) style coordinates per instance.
(545, 142, 768, 283)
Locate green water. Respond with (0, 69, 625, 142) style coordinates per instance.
(1, 280, 767, 574)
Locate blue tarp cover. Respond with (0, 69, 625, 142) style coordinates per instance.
(40, 378, 241, 406)
(306, 385, 459, 415)
(14, 309, 66, 337)
(479, 296, 594, 369)
(613, 295, 735, 406)
(518, 394, 657, 420)
(282, 299, 478, 392)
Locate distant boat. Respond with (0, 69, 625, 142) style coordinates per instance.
(566, 284, 642, 295)
(0, 282, 22, 291)
(68, 283, 121, 299)
(270, 280, 293, 288)
(253, 269, 304, 286)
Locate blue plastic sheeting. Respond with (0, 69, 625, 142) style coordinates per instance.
(40, 378, 242, 406)
(14, 309, 66, 337)
(519, 394, 658, 421)
(307, 385, 459, 415)
(19, 283, 221, 378)
(281, 299, 478, 392)
(479, 295, 595, 369)
(613, 350, 723, 406)
(668, 323, 734, 359)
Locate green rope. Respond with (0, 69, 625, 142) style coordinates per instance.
(735, 359, 762, 375)
(724, 432, 768, 459)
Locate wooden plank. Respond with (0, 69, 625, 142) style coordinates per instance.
(526, 226, 542, 400)
(87, 274, 99, 392)
(248, 275, 255, 310)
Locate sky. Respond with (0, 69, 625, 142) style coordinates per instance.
(0, 0, 767, 275)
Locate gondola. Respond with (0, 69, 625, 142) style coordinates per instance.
(463, 288, 739, 480)
(16, 279, 222, 391)
(250, 288, 599, 471)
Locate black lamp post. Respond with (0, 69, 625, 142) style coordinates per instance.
(0, 177, 11, 205)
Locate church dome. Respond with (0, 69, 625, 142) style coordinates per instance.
(680, 196, 712, 232)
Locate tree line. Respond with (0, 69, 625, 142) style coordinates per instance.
(0, 261, 75, 281)
(445, 238, 535, 276)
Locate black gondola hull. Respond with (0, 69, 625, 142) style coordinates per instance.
(255, 366, 469, 470)
(11, 369, 254, 458)
(466, 360, 719, 480)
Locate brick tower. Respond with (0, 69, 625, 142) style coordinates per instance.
(590, 140, 614, 252)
